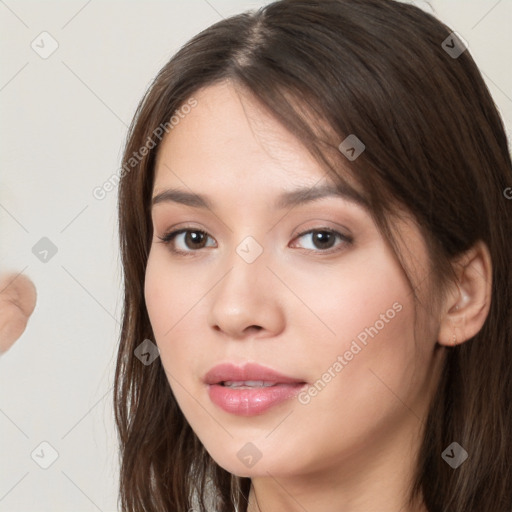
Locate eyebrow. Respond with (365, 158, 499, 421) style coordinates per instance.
(151, 183, 368, 210)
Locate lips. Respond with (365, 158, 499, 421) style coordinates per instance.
(203, 362, 306, 386)
(204, 362, 308, 416)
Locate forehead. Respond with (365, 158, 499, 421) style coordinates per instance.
(153, 81, 342, 191)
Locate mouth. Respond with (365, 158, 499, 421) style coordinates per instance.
(220, 380, 288, 388)
(203, 362, 307, 386)
(204, 362, 307, 416)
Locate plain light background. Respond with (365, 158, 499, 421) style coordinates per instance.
(0, 1, 511, 511)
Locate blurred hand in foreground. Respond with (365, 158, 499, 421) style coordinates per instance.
(0, 273, 37, 354)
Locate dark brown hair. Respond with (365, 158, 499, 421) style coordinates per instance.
(114, 1, 512, 510)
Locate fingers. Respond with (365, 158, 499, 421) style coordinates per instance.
(0, 273, 37, 354)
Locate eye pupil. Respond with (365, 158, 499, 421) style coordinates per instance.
(186, 231, 206, 248)
(313, 231, 335, 249)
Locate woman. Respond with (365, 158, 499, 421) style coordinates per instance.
(114, 0, 512, 510)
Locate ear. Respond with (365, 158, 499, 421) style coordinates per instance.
(437, 240, 492, 347)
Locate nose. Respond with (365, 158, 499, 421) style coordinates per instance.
(207, 250, 286, 340)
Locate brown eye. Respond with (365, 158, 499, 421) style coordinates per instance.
(183, 230, 207, 249)
(310, 231, 336, 250)
(292, 228, 353, 253)
(158, 228, 216, 254)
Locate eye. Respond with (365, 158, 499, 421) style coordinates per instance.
(157, 228, 216, 255)
(291, 228, 352, 253)
(157, 226, 353, 256)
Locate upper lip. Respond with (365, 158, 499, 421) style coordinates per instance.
(203, 362, 306, 385)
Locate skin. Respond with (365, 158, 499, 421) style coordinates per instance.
(0, 273, 37, 354)
(144, 80, 492, 512)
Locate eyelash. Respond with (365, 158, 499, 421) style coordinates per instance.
(156, 226, 353, 256)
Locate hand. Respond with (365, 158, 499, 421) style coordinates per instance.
(0, 273, 37, 354)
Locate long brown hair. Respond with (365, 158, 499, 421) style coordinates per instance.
(114, 1, 512, 510)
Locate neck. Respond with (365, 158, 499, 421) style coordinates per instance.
(246, 476, 428, 512)
(245, 416, 428, 512)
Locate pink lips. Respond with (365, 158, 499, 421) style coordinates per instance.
(204, 362, 307, 416)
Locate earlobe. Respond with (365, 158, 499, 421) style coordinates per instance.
(437, 240, 492, 347)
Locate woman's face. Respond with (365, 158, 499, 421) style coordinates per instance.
(144, 80, 443, 480)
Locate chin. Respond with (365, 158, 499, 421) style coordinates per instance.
(209, 449, 295, 479)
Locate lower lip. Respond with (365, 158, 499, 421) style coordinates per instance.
(207, 383, 307, 416)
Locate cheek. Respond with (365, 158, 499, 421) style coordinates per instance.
(310, 263, 427, 419)
(144, 251, 200, 337)
(294, 247, 412, 355)
(144, 251, 211, 374)
(144, 255, 170, 336)
(291, 281, 420, 463)
(294, 248, 421, 409)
